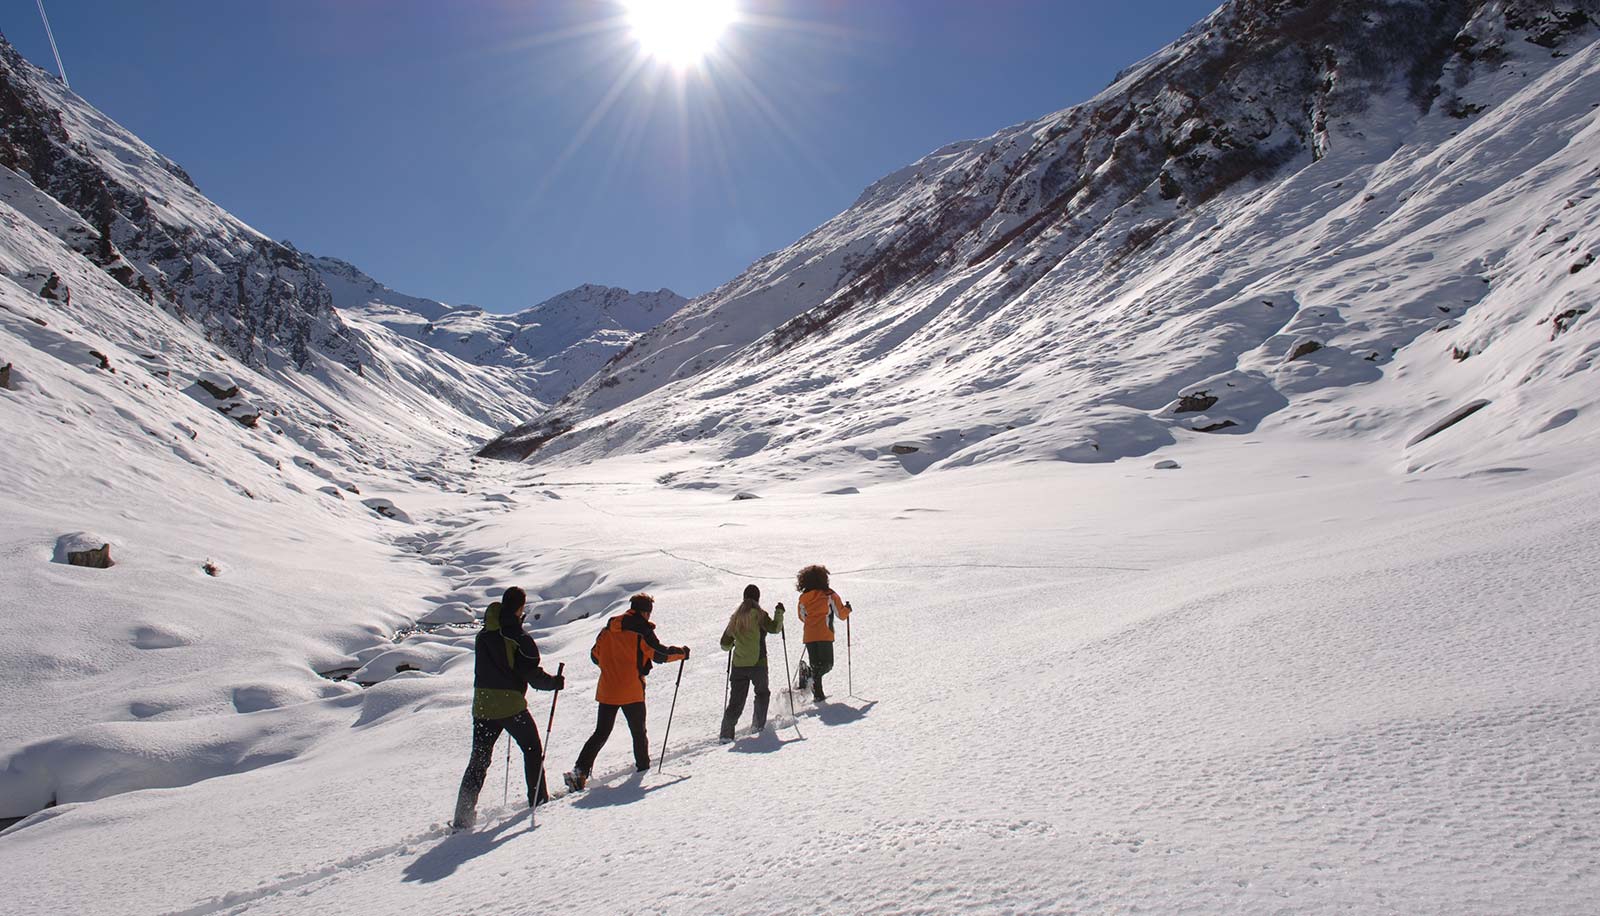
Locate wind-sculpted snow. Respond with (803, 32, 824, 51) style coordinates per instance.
(484, 0, 1600, 492)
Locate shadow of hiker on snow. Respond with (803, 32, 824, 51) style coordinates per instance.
(402, 810, 531, 885)
(569, 772, 689, 810)
(815, 699, 877, 727)
(729, 729, 805, 754)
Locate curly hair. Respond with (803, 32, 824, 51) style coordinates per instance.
(796, 564, 830, 593)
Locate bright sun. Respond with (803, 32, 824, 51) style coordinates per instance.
(622, 0, 737, 67)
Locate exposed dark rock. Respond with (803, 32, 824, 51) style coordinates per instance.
(38, 272, 69, 302)
(68, 543, 113, 568)
(1287, 339, 1325, 361)
(1452, 346, 1473, 361)
(1571, 253, 1595, 274)
(1175, 391, 1219, 413)
(732, 492, 760, 501)
(202, 560, 220, 577)
(1194, 419, 1240, 433)
(0, 362, 11, 390)
(227, 406, 261, 429)
(1408, 399, 1491, 447)
(88, 349, 111, 371)
(1551, 305, 1590, 339)
(891, 444, 920, 455)
(477, 417, 573, 462)
(195, 375, 240, 400)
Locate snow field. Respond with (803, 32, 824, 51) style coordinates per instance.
(3, 434, 1596, 914)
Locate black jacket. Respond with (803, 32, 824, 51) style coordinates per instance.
(472, 601, 561, 719)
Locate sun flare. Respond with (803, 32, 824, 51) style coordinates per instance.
(622, 0, 737, 67)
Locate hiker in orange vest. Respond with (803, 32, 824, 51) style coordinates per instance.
(563, 593, 688, 790)
(794, 565, 850, 701)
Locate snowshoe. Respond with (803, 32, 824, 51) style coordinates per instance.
(563, 769, 588, 792)
(795, 660, 811, 691)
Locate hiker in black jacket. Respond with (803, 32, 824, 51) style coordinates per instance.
(452, 587, 564, 829)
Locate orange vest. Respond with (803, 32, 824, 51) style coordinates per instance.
(798, 589, 849, 643)
(590, 611, 685, 705)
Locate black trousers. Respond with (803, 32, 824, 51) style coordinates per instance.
(575, 702, 649, 773)
(721, 663, 770, 739)
(806, 641, 835, 683)
(457, 710, 549, 809)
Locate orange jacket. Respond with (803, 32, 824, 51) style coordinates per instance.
(590, 610, 687, 705)
(797, 589, 850, 643)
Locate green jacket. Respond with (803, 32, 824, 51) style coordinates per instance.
(472, 600, 561, 719)
(720, 606, 784, 667)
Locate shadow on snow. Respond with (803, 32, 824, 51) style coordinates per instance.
(401, 811, 531, 885)
(569, 772, 689, 810)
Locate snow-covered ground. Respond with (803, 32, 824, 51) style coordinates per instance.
(3, 2, 1598, 913)
(2, 422, 1597, 913)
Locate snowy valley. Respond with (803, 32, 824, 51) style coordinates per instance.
(2, 1, 1599, 914)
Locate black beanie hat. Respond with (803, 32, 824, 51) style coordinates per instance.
(502, 586, 526, 613)
(743, 584, 760, 602)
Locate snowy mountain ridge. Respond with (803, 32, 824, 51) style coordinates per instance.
(483, 0, 1600, 495)
(310, 253, 687, 405)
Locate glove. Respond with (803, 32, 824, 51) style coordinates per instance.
(775, 602, 785, 612)
(550, 674, 566, 691)
(679, 646, 691, 659)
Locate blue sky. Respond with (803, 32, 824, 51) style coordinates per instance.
(2, 1, 1219, 312)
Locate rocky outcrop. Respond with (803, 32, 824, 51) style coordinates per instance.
(0, 36, 366, 372)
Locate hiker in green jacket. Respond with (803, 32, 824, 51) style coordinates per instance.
(452, 586, 563, 829)
(719, 584, 784, 741)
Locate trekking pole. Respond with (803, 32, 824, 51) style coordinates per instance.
(846, 603, 853, 697)
(778, 604, 799, 729)
(724, 649, 732, 716)
(657, 657, 687, 774)
(502, 739, 511, 808)
(529, 662, 564, 827)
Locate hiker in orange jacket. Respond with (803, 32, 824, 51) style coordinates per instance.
(794, 564, 850, 701)
(564, 593, 688, 790)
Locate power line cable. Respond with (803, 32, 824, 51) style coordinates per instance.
(35, 0, 69, 89)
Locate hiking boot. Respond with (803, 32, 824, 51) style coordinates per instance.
(562, 769, 588, 792)
(451, 786, 477, 830)
(795, 660, 811, 690)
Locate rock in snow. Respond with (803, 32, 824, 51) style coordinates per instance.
(53, 532, 114, 568)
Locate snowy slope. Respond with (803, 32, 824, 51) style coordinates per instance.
(483, 0, 1600, 496)
(0, 31, 563, 439)
(311, 253, 687, 405)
